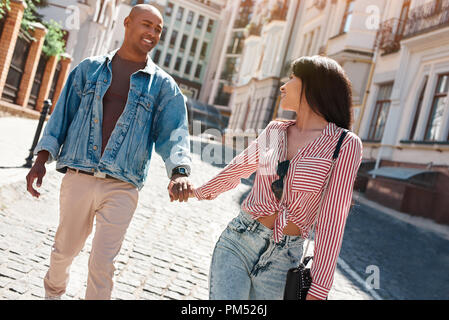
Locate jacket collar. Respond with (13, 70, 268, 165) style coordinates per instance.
(105, 48, 157, 75)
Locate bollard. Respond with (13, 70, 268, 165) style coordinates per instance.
(23, 99, 52, 168)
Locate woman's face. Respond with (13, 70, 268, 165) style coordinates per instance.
(279, 74, 302, 112)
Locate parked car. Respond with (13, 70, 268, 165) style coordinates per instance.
(185, 98, 227, 136)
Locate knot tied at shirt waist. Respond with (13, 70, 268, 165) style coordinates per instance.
(273, 205, 288, 243)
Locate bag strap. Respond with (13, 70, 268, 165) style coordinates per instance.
(300, 129, 349, 264)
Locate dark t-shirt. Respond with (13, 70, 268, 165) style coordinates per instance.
(101, 53, 146, 155)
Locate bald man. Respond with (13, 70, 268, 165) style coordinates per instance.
(27, 4, 193, 299)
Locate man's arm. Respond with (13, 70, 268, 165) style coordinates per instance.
(153, 78, 193, 202)
(26, 64, 84, 198)
(33, 64, 83, 163)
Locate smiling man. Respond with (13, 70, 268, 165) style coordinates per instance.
(26, 4, 193, 300)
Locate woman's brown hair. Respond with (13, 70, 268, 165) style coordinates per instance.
(290, 55, 353, 129)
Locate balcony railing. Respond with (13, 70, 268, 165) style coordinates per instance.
(375, 18, 405, 55)
(403, 0, 449, 39)
(375, 1, 449, 55)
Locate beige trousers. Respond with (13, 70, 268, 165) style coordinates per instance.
(44, 169, 138, 300)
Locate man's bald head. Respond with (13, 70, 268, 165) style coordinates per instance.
(128, 4, 163, 22)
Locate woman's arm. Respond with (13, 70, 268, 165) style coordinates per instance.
(193, 122, 274, 200)
(308, 135, 363, 300)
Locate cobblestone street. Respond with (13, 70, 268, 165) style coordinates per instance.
(2, 116, 447, 300)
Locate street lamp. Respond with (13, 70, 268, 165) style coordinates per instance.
(23, 99, 51, 168)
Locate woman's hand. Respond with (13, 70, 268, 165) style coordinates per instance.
(305, 293, 320, 300)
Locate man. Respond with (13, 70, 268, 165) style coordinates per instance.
(26, 4, 193, 300)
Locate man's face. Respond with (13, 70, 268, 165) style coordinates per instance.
(124, 9, 163, 55)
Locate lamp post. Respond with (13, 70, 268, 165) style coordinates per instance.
(23, 99, 51, 168)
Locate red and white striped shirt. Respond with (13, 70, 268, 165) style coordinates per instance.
(193, 120, 363, 300)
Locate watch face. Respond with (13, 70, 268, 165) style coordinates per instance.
(179, 168, 186, 174)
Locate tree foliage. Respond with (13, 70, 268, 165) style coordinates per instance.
(1, 0, 65, 57)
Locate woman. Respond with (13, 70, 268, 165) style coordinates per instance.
(190, 55, 363, 300)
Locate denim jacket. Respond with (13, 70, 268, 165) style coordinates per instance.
(34, 49, 192, 190)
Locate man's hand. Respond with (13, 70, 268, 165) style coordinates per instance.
(167, 174, 194, 202)
(26, 150, 49, 198)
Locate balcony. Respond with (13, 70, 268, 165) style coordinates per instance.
(375, 18, 405, 55)
(267, 2, 288, 23)
(245, 22, 262, 37)
(403, 0, 449, 39)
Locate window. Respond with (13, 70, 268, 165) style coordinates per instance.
(153, 49, 161, 64)
(164, 53, 172, 68)
(409, 76, 428, 140)
(187, 11, 194, 25)
(195, 64, 202, 78)
(368, 83, 393, 141)
(197, 15, 204, 29)
(160, 27, 167, 42)
(165, 2, 173, 17)
(170, 30, 178, 47)
(180, 34, 188, 51)
(190, 38, 198, 56)
(306, 30, 314, 56)
(200, 42, 208, 59)
(176, 7, 184, 21)
(340, 0, 355, 34)
(207, 19, 214, 32)
(424, 73, 449, 141)
(396, 0, 410, 39)
(185, 61, 192, 75)
(174, 57, 182, 71)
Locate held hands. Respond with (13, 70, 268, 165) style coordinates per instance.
(167, 174, 195, 202)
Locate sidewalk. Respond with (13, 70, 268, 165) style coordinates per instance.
(4, 115, 442, 300)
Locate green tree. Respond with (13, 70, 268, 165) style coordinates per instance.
(1, 0, 65, 58)
(0, 0, 11, 19)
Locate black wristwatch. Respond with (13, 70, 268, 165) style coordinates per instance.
(171, 166, 190, 177)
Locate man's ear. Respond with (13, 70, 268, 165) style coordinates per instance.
(124, 16, 130, 28)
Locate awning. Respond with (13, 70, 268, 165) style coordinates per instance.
(368, 166, 435, 181)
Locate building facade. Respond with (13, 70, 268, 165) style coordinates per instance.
(224, 0, 297, 146)
(37, 0, 119, 71)
(223, 0, 449, 224)
(357, 0, 449, 223)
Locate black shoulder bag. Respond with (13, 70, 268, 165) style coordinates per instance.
(283, 129, 349, 300)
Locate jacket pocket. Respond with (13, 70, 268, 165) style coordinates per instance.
(136, 93, 153, 127)
(291, 157, 333, 193)
(79, 80, 96, 110)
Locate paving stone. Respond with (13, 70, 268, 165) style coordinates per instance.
(7, 261, 33, 274)
(7, 279, 29, 294)
(0, 267, 24, 280)
(142, 285, 164, 296)
(0, 275, 12, 288)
